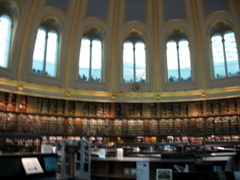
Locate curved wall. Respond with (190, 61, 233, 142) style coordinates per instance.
(0, 0, 240, 103)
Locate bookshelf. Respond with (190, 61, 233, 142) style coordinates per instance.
(0, 112, 16, 131)
(222, 116, 230, 134)
(113, 103, 121, 118)
(68, 101, 75, 116)
(230, 116, 239, 134)
(0, 92, 8, 111)
(128, 103, 142, 118)
(50, 99, 58, 115)
(173, 102, 181, 117)
(75, 101, 83, 116)
(7, 93, 17, 112)
(113, 119, 122, 136)
(91, 159, 137, 180)
(195, 118, 205, 135)
(19, 95, 27, 113)
(195, 101, 204, 116)
(128, 119, 144, 136)
(182, 118, 189, 133)
(206, 117, 215, 134)
(159, 103, 167, 118)
(0, 92, 239, 138)
(149, 119, 158, 135)
(229, 98, 237, 114)
(18, 114, 34, 133)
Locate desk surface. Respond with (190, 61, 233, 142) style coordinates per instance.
(173, 172, 235, 180)
(91, 156, 230, 162)
(0, 152, 56, 157)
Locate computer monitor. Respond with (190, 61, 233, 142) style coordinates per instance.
(43, 157, 57, 172)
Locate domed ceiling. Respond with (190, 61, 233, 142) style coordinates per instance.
(0, 0, 239, 102)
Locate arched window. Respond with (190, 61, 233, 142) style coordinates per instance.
(79, 29, 103, 82)
(166, 30, 191, 82)
(211, 26, 239, 78)
(123, 31, 146, 83)
(32, 23, 59, 77)
(0, 14, 12, 68)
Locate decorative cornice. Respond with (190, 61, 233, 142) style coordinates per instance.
(0, 78, 239, 103)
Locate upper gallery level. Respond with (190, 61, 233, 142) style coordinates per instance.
(0, 0, 240, 103)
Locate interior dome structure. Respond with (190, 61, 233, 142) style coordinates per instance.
(0, 0, 240, 103)
(1, 2, 240, 179)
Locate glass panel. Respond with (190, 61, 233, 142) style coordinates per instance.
(0, 15, 12, 68)
(46, 30, 58, 77)
(224, 32, 240, 77)
(32, 28, 46, 75)
(79, 38, 90, 81)
(179, 40, 191, 81)
(123, 42, 134, 83)
(167, 41, 178, 82)
(135, 42, 146, 83)
(91, 39, 102, 82)
(211, 34, 226, 78)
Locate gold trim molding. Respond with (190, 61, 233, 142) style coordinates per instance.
(0, 78, 239, 103)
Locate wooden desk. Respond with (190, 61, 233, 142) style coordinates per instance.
(91, 156, 230, 180)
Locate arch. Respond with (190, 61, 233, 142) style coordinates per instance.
(123, 29, 146, 83)
(209, 20, 240, 79)
(0, 1, 18, 69)
(78, 26, 104, 82)
(32, 17, 62, 77)
(166, 28, 192, 82)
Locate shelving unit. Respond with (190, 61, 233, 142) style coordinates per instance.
(113, 103, 121, 118)
(0, 132, 41, 153)
(149, 103, 157, 118)
(91, 159, 137, 180)
(74, 140, 91, 180)
(0, 91, 239, 139)
(92, 154, 213, 180)
(204, 141, 239, 153)
(0, 114, 240, 138)
(113, 119, 122, 136)
(0, 92, 8, 111)
(149, 119, 158, 135)
(194, 117, 205, 135)
(0, 112, 16, 132)
(56, 139, 91, 180)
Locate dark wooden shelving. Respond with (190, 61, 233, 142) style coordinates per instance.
(0, 91, 239, 137)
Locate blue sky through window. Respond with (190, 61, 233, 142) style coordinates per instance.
(79, 38, 102, 81)
(32, 28, 58, 77)
(211, 31, 239, 78)
(0, 15, 12, 68)
(123, 41, 146, 83)
(167, 39, 191, 82)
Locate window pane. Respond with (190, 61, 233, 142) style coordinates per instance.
(135, 42, 146, 83)
(179, 40, 191, 81)
(79, 38, 90, 81)
(123, 42, 134, 83)
(46, 31, 58, 77)
(0, 15, 12, 68)
(32, 28, 46, 75)
(167, 41, 178, 82)
(91, 39, 102, 82)
(224, 32, 240, 77)
(211, 34, 226, 78)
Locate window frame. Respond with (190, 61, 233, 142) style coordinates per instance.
(166, 34, 192, 83)
(123, 35, 146, 84)
(78, 33, 103, 82)
(210, 28, 240, 79)
(32, 23, 60, 77)
(0, 11, 13, 69)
